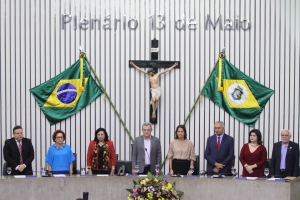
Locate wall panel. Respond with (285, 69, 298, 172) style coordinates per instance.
(1, 0, 299, 176)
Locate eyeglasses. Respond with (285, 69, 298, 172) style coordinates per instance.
(56, 136, 64, 139)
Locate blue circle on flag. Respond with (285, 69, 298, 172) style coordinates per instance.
(57, 83, 77, 104)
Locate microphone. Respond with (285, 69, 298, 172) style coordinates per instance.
(145, 148, 150, 160)
(199, 170, 207, 175)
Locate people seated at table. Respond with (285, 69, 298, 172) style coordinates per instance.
(168, 125, 196, 176)
(86, 128, 116, 176)
(239, 129, 267, 177)
(204, 121, 234, 175)
(45, 130, 75, 175)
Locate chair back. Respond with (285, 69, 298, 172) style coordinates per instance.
(73, 153, 78, 174)
(193, 155, 200, 175)
(116, 160, 132, 174)
(264, 159, 271, 169)
(3, 162, 8, 175)
(231, 155, 236, 168)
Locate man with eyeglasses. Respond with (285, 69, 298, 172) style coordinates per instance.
(3, 125, 35, 175)
(270, 129, 299, 178)
(131, 122, 162, 175)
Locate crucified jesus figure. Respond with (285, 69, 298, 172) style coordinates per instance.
(130, 61, 179, 119)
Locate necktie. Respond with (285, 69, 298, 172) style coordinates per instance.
(217, 136, 221, 151)
(18, 142, 23, 164)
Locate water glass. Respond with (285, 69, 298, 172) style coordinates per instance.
(189, 166, 195, 174)
(7, 167, 12, 175)
(41, 167, 46, 176)
(155, 164, 160, 173)
(231, 166, 236, 177)
(264, 168, 269, 179)
(81, 167, 86, 175)
(134, 165, 139, 173)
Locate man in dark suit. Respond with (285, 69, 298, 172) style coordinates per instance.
(204, 121, 234, 175)
(270, 129, 299, 178)
(131, 122, 161, 175)
(3, 125, 35, 175)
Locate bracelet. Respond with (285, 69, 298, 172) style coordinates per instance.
(87, 168, 91, 169)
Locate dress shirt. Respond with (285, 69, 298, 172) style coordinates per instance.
(144, 137, 151, 165)
(280, 144, 288, 169)
(216, 133, 224, 144)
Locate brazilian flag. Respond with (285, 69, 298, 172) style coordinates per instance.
(30, 53, 103, 125)
(201, 53, 274, 127)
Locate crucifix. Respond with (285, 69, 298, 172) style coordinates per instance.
(129, 38, 180, 124)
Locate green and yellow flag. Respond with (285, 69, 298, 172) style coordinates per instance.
(201, 53, 274, 126)
(30, 53, 103, 125)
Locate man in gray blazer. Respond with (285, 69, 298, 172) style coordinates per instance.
(131, 122, 162, 175)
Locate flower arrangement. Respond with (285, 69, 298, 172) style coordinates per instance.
(126, 172, 184, 200)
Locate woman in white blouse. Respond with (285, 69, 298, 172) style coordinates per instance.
(168, 125, 196, 176)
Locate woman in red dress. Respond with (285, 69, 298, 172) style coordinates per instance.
(239, 129, 267, 177)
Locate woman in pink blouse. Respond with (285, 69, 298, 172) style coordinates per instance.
(168, 125, 196, 176)
(239, 129, 267, 177)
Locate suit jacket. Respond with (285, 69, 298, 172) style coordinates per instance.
(204, 133, 234, 175)
(132, 135, 162, 174)
(86, 140, 117, 169)
(3, 137, 35, 175)
(270, 141, 299, 177)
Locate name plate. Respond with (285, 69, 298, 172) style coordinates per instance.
(150, 48, 159, 52)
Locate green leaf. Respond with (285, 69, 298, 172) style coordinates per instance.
(133, 180, 138, 185)
(172, 182, 176, 188)
(147, 172, 153, 179)
(157, 172, 164, 181)
(176, 190, 184, 195)
(126, 189, 133, 193)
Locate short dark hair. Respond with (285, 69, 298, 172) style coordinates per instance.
(13, 125, 23, 133)
(248, 129, 263, 145)
(175, 125, 187, 140)
(52, 130, 66, 142)
(94, 128, 109, 143)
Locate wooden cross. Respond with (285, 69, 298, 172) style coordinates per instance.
(129, 38, 180, 124)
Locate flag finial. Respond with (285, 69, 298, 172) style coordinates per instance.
(219, 51, 225, 58)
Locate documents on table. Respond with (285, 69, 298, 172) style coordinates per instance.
(53, 174, 67, 177)
(14, 175, 26, 178)
(138, 175, 147, 177)
(267, 178, 281, 181)
(245, 177, 258, 180)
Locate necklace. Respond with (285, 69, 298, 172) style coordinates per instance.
(250, 143, 258, 147)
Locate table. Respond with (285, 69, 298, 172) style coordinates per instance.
(0, 175, 299, 200)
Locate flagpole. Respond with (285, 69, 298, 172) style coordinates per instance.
(81, 52, 134, 143)
(159, 52, 227, 169)
(182, 53, 223, 125)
